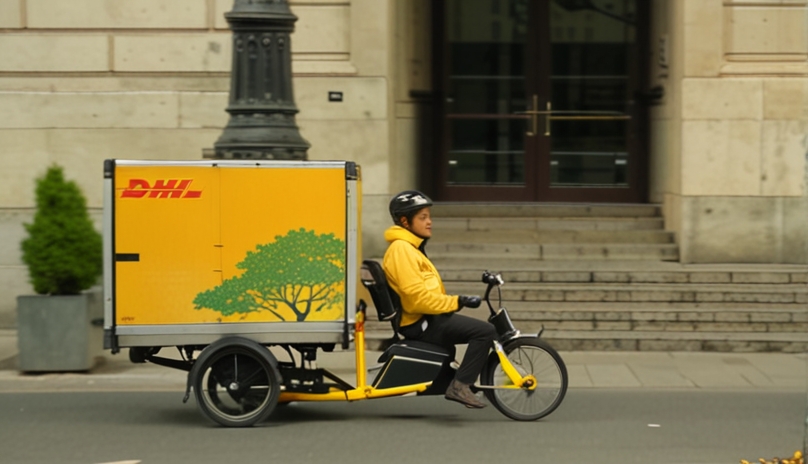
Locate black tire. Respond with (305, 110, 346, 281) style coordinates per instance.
(193, 344, 280, 427)
(481, 337, 568, 421)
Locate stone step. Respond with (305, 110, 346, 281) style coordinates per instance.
(493, 314, 806, 332)
(428, 229, 674, 244)
(364, 302, 806, 328)
(360, 301, 807, 325)
(433, 217, 666, 232)
(449, 300, 805, 315)
(443, 282, 807, 303)
(366, 314, 807, 333)
(437, 268, 808, 284)
(432, 203, 661, 218)
(361, 325, 808, 353)
(539, 320, 808, 332)
(540, 330, 808, 352)
(427, 243, 680, 261)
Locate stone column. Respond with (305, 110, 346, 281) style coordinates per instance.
(213, 0, 310, 160)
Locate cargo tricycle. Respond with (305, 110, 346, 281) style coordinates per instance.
(103, 159, 567, 427)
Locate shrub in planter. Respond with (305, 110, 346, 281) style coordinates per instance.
(21, 164, 102, 295)
(17, 165, 103, 372)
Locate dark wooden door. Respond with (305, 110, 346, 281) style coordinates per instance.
(435, 0, 647, 202)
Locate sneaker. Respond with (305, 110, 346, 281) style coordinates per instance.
(444, 379, 486, 409)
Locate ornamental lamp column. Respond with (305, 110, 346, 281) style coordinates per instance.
(213, 0, 310, 160)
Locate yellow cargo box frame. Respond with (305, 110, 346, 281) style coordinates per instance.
(103, 160, 361, 351)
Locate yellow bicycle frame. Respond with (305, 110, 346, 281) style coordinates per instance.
(278, 311, 432, 402)
(278, 311, 536, 403)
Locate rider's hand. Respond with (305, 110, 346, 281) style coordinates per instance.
(457, 295, 481, 309)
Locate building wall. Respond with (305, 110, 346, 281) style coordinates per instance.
(0, 0, 396, 325)
(392, 0, 432, 190)
(1, 0, 806, 325)
(651, 0, 808, 264)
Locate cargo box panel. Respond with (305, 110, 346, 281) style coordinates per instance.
(103, 160, 360, 347)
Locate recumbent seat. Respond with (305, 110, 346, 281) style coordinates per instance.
(359, 260, 455, 391)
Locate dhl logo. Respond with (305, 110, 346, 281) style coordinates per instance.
(120, 179, 202, 199)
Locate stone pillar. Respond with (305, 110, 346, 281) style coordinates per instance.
(213, 0, 310, 160)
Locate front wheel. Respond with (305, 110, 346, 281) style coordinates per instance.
(481, 337, 568, 421)
(193, 343, 281, 427)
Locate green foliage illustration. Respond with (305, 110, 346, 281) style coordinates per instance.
(194, 228, 345, 322)
(21, 164, 103, 295)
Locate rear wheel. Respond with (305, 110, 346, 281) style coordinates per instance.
(482, 338, 567, 421)
(193, 344, 280, 427)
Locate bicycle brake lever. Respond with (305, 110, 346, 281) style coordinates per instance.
(481, 271, 504, 286)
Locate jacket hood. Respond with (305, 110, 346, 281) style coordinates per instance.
(384, 225, 423, 248)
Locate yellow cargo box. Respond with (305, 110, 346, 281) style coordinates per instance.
(103, 160, 361, 349)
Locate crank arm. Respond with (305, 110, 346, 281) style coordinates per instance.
(472, 384, 526, 391)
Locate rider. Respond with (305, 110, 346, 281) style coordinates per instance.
(382, 190, 496, 409)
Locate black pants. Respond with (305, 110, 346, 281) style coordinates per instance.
(401, 313, 497, 384)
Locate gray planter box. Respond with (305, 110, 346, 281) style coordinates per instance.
(16, 289, 104, 372)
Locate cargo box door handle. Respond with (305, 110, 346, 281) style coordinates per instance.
(115, 253, 140, 262)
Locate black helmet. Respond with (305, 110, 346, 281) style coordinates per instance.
(389, 190, 433, 224)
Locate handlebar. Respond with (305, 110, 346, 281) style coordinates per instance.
(480, 271, 521, 340)
(482, 271, 504, 286)
(481, 271, 504, 316)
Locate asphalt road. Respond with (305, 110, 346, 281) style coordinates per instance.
(0, 390, 805, 464)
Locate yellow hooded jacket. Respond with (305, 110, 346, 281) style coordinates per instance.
(382, 225, 459, 328)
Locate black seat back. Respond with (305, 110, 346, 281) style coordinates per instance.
(360, 260, 401, 330)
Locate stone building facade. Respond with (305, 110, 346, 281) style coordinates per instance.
(0, 0, 806, 324)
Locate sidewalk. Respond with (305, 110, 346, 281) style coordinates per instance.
(0, 328, 806, 393)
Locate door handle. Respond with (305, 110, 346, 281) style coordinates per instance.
(514, 95, 541, 136)
(544, 104, 631, 136)
(548, 115, 632, 120)
(515, 95, 631, 137)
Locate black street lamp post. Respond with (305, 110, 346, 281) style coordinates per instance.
(213, 0, 309, 160)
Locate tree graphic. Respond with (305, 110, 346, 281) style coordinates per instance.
(194, 228, 345, 322)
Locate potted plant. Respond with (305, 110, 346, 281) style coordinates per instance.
(17, 164, 103, 372)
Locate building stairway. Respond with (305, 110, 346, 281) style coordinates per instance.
(364, 204, 808, 352)
(427, 203, 679, 261)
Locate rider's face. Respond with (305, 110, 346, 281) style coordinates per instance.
(404, 207, 432, 239)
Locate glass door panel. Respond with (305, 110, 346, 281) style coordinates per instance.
(443, 0, 534, 200)
(448, 119, 526, 184)
(547, 0, 635, 188)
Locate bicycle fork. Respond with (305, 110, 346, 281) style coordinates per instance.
(475, 340, 538, 391)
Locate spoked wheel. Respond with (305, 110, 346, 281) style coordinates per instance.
(193, 343, 281, 427)
(482, 337, 568, 421)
